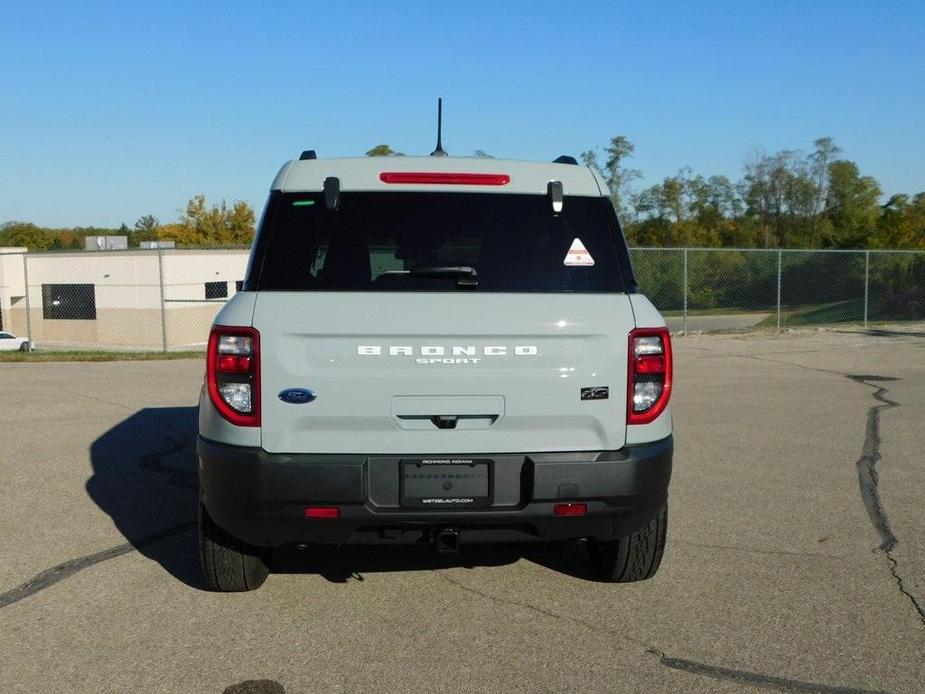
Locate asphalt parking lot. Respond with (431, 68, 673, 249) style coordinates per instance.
(2, 328, 924, 693)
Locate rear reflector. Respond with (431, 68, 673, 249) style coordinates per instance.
(554, 503, 588, 517)
(305, 506, 341, 519)
(379, 172, 510, 186)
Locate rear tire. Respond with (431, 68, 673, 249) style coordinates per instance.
(199, 501, 269, 591)
(19, 341, 29, 352)
(588, 504, 667, 582)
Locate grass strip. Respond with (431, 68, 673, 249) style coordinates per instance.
(0, 351, 203, 363)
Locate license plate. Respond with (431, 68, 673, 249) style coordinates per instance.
(400, 458, 492, 509)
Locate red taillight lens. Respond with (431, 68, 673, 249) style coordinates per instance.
(379, 172, 510, 186)
(207, 326, 260, 427)
(554, 503, 588, 517)
(305, 506, 341, 519)
(627, 327, 672, 425)
(216, 355, 252, 373)
(636, 355, 666, 374)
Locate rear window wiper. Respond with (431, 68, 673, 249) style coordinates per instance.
(385, 266, 479, 289)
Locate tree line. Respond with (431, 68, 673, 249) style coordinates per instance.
(0, 194, 255, 251)
(582, 136, 924, 250)
(2, 139, 922, 251)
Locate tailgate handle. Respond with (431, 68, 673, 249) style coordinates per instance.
(395, 414, 499, 430)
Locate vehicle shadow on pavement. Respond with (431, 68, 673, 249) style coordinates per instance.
(87, 406, 205, 589)
(272, 541, 598, 583)
(87, 406, 602, 588)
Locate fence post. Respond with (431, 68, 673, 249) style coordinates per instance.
(682, 248, 688, 334)
(23, 254, 33, 345)
(776, 249, 782, 334)
(157, 247, 168, 352)
(863, 250, 870, 328)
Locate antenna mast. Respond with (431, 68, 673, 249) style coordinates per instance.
(430, 98, 447, 156)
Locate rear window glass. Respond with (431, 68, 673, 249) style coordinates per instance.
(251, 192, 627, 292)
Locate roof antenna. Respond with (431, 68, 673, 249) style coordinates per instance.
(430, 98, 448, 156)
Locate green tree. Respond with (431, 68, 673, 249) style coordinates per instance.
(874, 194, 913, 248)
(133, 214, 160, 244)
(603, 136, 642, 220)
(134, 214, 159, 233)
(743, 149, 816, 247)
(582, 136, 641, 220)
(580, 149, 601, 172)
(365, 144, 404, 156)
(824, 160, 881, 247)
(810, 137, 841, 218)
(168, 195, 256, 246)
(0, 222, 55, 250)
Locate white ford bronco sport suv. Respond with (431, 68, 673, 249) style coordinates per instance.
(198, 150, 673, 591)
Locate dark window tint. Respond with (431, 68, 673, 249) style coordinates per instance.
(252, 192, 626, 292)
(235, 280, 244, 292)
(205, 281, 228, 299)
(42, 284, 96, 320)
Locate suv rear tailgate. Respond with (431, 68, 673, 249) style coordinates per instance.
(255, 292, 633, 454)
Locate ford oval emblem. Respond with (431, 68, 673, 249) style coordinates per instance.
(278, 388, 316, 404)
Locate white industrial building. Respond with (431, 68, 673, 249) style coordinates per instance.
(0, 247, 249, 350)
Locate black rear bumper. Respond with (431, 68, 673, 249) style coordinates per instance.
(198, 436, 672, 547)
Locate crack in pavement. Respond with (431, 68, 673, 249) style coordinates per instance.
(847, 374, 925, 626)
(0, 521, 195, 608)
(727, 352, 924, 626)
(57, 388, 138, 412)
(652, 651, 892, 694)
(1, 434, 198, 609)
(847, 375, 900, 553)
(433, 569, 891, 693)
(431, 568, 650, 650)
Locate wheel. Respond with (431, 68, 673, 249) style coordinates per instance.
(19, 341, 30, 352)
(199, 500, 269, 591)
(588, 504, 667, 582)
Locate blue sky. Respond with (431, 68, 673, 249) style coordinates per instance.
(1, 1, 923, 228)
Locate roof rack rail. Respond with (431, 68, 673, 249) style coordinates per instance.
(299, 150, 317, 160)
(553, 155, 578, 165)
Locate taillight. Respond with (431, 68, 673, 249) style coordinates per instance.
(207, 326, 260, 427)
(627, 327, 672, 425)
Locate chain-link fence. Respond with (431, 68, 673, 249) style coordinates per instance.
(0, 248, 249, 351)
(630, 247, 925, 333)
(1, 246, 923, 351)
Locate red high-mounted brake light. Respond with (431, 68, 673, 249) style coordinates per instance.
(379, 172, 510, 186)
(207, 326, 260, 427)
(627, 327, 672, 425)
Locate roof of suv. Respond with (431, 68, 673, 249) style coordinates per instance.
(272, 156, 608, 197)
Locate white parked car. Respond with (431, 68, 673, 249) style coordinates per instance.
(0, 332, 32, 351)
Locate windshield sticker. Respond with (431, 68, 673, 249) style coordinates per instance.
(564, 238, 595, 266)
